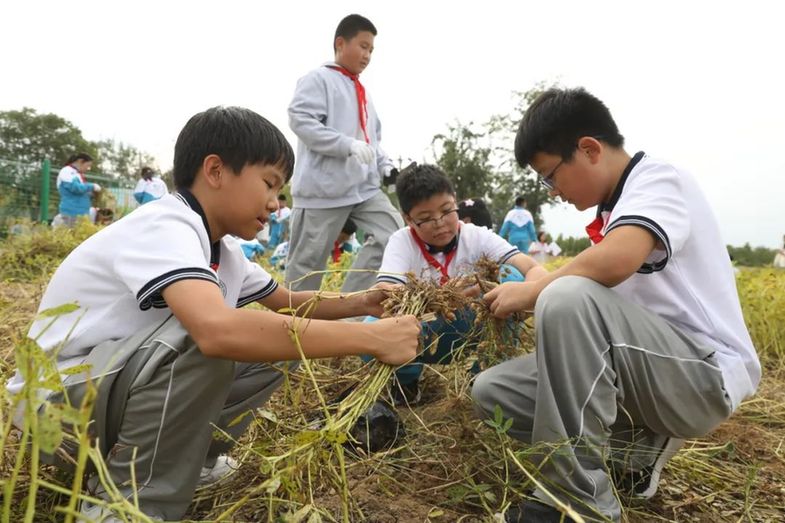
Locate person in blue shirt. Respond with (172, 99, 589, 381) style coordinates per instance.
(499, 196, 537, 254)
(56, 153, 101, 225)
(267, 194, 291, 248)
(133, 167, 169, 205)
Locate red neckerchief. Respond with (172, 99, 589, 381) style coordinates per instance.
(586, 211, 610, 245)
(327, 65, 370, 144)
(332, 241, 342, 263)
(409, 227, 458, 284)
(71, 164, 86, 183)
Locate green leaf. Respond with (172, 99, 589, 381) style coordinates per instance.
(60, 363, 92, 376)
(286, 504, 312, 523)
(36, 302, 80, 319)
(38, 403, 64, 454)
(503, 417, 513, 433)
(427, 508, 445, 518)
(227, 410, 251, 428)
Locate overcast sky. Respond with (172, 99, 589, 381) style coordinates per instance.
(2, 1, 783, 247)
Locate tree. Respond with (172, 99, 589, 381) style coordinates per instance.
(429, 82, 559, 230)
(485, 82, 557, 229)
(0, 107, 97, 167)
(94, 139, 157, 184)
(0, 107, 156, 185)
(431, 122, 494, 202)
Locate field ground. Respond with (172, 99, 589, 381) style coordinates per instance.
(1, 256, 784, 522)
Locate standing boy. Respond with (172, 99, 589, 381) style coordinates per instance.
(6, 106, 419, 522)
(499, 196, 537, 254)
(286, 13, 402, 292)
(472, 88, 760, 522)
(374, 164, 546, 404)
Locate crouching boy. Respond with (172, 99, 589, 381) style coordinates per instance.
(5, 106, 420, 521)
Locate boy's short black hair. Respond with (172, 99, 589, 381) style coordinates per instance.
(457, 198, 493, 229)
(395, 163, 455, 215)
(66, 152, 93, 165)
(173, 106, 295, 190)
(341, 218, 357, 236)
(514, 87, 625, 169)
(514, 196, 526, 207)
(334, 14, 377, 51)
(278, 194, 287, 202)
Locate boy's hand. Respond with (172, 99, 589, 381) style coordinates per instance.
(350, 140, 374, 165)
(362, 282, 399, 317)
(367, 315, 420, 365)
(483, 281, 538, 319)
(92, 183, 102, 192)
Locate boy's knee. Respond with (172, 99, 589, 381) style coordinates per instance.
(535, 275, 602, 322)
(470, 370, 500, 418)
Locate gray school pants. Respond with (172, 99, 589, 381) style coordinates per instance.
(49, 315, 292, 520)
(285, 191, 403, 292)
(471, 276, 733, 521)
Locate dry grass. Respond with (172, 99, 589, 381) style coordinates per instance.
(1, 234, 783, 522)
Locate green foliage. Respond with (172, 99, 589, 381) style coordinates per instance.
(0, 107, 97, 166)
(430, 84, 558, 229)
(432, 122, 494, 202)
(727, 243, 779, 267)
(93, 138, 158, 185)
(555, 235, 592, 256)
(736, 268, 785, 363)
(0, 219, 102, 281)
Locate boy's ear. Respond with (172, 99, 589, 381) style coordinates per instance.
(334, 36, 346, 55)
(202, 154, 224, 189)
(577, 136, 603, 164)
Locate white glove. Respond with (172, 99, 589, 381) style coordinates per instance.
(349, 140, 374, 165)
(92, 183, 102, 192)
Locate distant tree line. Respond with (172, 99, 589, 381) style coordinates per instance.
(552, 236, 779, 267)
(0, 107, 157, 184)
(727, 244, 780, 267)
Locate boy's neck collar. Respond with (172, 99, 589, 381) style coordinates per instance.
(412, 227, 460, 254)
(176, 188, 222, 269)
(599, 151, 645, 214)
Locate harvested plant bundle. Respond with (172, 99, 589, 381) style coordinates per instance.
(251, 275, 469, 521)
(468, 256, 534, 367)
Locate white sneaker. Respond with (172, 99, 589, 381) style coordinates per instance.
(78, 501, 122, 523)
(197, 455, 238, 488)
(79, 501, 163, 522)
(614, 437, 685, 500)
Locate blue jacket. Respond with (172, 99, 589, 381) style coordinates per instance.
(56, 165, 96, 217)
(500, 207, 537, 253)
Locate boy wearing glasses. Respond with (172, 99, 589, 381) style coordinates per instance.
(472, 88, 760, 522)
(374, 164, 546, 404)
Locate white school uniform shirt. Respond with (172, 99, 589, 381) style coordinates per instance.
(593, 152, 760, 410)
(377, 222, 519, 284)
(503, 207, 534, 227)
(529, 241, 562, 263)
(134, 176, 169, 200)
(5, 191, 278, 396)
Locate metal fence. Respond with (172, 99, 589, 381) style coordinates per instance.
(0, 157, 138, 235)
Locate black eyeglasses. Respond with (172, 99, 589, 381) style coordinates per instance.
(540, 159, 564, 191)
(412, 208, 459, 229)
(539, 137, 608, 191)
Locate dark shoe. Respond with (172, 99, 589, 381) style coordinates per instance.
(496, 500, 576, 523)
(347, 399, 406, 453)
(611, 437, 684, 500)
(390, 379, 422, 407)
